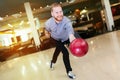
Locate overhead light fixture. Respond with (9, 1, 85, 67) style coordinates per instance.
(20, 12, 22, 14)
(19, 20, 24, 26)
(12, 13, 21, 18)
(8, 24, 13, 27)
(40, 7, 43, 9)
(66, 0, 69, 2)
(69, 0, 76, 3)
(46, 5, 49, 7)
(0, 17, 3, 21)
(6, 15, 8, 17)
(60, 2, 62, 4)
(33, 8, 36, 11)
(80, 9, 88, 15)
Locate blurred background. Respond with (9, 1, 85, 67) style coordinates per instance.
(0, 0, 120, 61)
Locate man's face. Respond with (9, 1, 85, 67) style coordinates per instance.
(51, 6, 63, 22)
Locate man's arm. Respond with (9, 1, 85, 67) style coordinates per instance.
(69, 34, 76, 42)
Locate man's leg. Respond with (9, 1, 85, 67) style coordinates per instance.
(50, 41, 61, 69)
(51, 41, 62, 63)
(61, 42, 76, 79)
(61, 44, 72, 73)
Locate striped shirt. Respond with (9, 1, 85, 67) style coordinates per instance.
(45, 16, 74, 42)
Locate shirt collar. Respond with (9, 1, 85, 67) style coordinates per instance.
(52, 17, 64, 25)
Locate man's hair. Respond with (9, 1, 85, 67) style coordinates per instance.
(51, 3, 62, 12)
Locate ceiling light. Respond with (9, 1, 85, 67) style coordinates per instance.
(0, 17, 3, 21)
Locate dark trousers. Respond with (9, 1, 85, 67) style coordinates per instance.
(51, 39, 72, 73)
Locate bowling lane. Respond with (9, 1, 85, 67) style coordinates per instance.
(0, 30, 120, 80)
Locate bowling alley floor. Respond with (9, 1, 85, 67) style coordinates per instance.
(0, 30, 120, 80)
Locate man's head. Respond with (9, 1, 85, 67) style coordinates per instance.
(51, 3, 63, 23)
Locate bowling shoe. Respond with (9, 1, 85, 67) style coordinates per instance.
(50, 61, 55, 70)
(67, 71, 76, 79)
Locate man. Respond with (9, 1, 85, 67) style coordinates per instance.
(45, 3, 76, 79)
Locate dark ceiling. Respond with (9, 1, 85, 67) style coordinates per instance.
(0, 0, 67, 17)
(0, 0, 118, 17)
(0, 0, 90, 28)
(0, 0, 118, 31)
